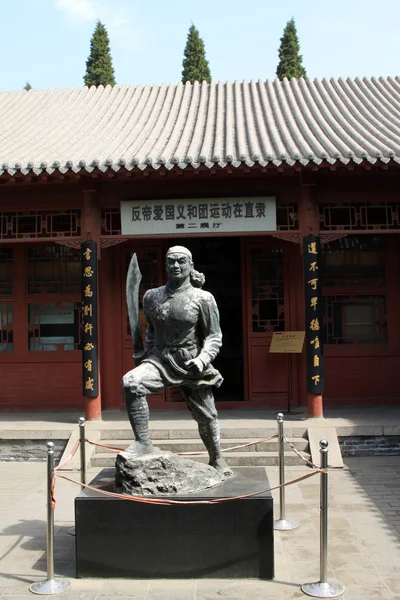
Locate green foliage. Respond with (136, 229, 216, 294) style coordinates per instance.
(84, 20, 116, 87)
(276, 18, 307, 80)
(182, 24, 211, 84)
(24, 82, 32, 91)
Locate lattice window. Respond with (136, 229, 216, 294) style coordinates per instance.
(102, 208, 121, 235)
(251, 248, 285, 333)
(28, 301, 82, 351)
(321, 236, 387, 344)
(0, 302, 13, 351)
(320, 203, 400, 231)
(323, 295, 387, 345)
(27, 246, 81, 294)
(0, 248, 13, 295)
(321, 237, 385, 288)
(0, 210, 81, 240)
(276, 204, 298, 230)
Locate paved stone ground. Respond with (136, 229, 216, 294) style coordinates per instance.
(1, 457, 400, 599)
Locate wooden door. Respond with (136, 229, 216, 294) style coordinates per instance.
(244, 240, 290, 405)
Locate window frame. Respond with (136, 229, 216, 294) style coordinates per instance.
(0, 243, 82, 362)
(321, 235, 399, 358)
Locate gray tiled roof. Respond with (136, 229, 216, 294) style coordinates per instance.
(1, 76, 400, 177)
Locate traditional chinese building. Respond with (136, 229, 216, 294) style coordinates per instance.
(1, 77, 399, 419)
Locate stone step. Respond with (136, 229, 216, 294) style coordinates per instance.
(100, 427, 307, 441)
(91, 450, 310, 468)
(92, 438, 309, 454)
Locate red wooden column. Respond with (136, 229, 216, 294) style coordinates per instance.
(82, 189, 102, 421)
(299, 181, 323, 418)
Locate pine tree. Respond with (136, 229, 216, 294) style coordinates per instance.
(84, 20, 116, 87)
(276, 18, 307, 80)
(181, 24, 211, 84)
(24, 82, 32, 91)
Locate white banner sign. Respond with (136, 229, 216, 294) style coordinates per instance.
(121, 197, 276, 236)
(30, 336, 75, 351)
(30, 305, 74, 325)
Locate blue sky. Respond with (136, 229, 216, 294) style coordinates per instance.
(1, 0, 399, 92)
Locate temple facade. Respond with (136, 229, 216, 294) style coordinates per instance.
(1, 77, 399, 418)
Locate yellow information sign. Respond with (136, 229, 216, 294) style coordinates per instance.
(269, 331, 305, 354)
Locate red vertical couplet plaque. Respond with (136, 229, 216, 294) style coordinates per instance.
(303, 235, 324, 394)
(81, 241, 99, 397)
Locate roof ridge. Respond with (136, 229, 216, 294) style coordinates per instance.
(1, 75, 400, 96)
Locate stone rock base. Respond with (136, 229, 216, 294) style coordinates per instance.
(115, 449, 224, 496)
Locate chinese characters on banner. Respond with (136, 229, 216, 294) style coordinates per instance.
(120, 197, 276, 236)
(303, 235, 324, 394)
(81, 241, 98, 397)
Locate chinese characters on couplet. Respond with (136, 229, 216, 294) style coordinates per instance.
(303, 235, 324, 395)
(81, 241, 98, 397)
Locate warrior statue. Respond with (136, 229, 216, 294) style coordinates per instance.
(122, 245, 232, 476)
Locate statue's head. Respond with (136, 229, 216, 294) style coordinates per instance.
(165, 246, 193, 283)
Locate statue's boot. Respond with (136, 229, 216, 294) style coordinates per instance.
(198, 420, 233, 477)
(124, 394, 154, 456)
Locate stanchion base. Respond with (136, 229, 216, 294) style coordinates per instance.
(68, 527, 75, 536)
(301, 581, 345, 598)
(274, 518, 299, 531)
(29, 578, 71, 595)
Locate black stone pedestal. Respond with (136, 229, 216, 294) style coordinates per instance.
(75, 467, 274, 579)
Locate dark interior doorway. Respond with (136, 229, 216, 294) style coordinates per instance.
(169, 237, 244, 401)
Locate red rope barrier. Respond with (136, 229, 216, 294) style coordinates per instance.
(50, 474, 56, 509)
(85, 434, 279, 456)
(54, 439, 81, 471)
(179, 434, 279, 455)
(284, 435, 320, 469)
(56, 468, 323, 506)
(85, 439, 124, 452)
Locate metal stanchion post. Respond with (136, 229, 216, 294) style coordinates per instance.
(302, 440, 345, 598)
(68, 417, 86, 537)
(78, 417, 86, 487)
(274, 413, 298, 531)
(30, 442, 71, 595)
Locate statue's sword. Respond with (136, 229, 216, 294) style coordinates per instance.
(126, 253, 144, 361)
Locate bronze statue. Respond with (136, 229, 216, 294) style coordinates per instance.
(122, 245, 232, 476)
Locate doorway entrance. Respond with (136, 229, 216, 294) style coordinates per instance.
(122, 237, 244, 406)
(170, 237, 244, 402)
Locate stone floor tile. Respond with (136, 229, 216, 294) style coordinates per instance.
(328, 515, 351, 531)
(146, 593, 194, 600)
(99, 579, 149, 596)
(241, 580, 295, 599)
(35, 590, 99, 600)
(195, 580, 245, 597)
(339, 584, 392, 599)
(2, 596, 41, 600)
(378, 578, 400, 595)
(333, 566, 383, 587)
(99, 597, 145, 600)
(195, 596, 242, 600)
(146, 580, 196, 600)
(329, 554, 375, 571)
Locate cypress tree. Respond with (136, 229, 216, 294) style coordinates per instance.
(276, 18, 307, 80)
(24, 82, 32, 91)
(84, 20, 116, 87)
(182, 24, 211, 84)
